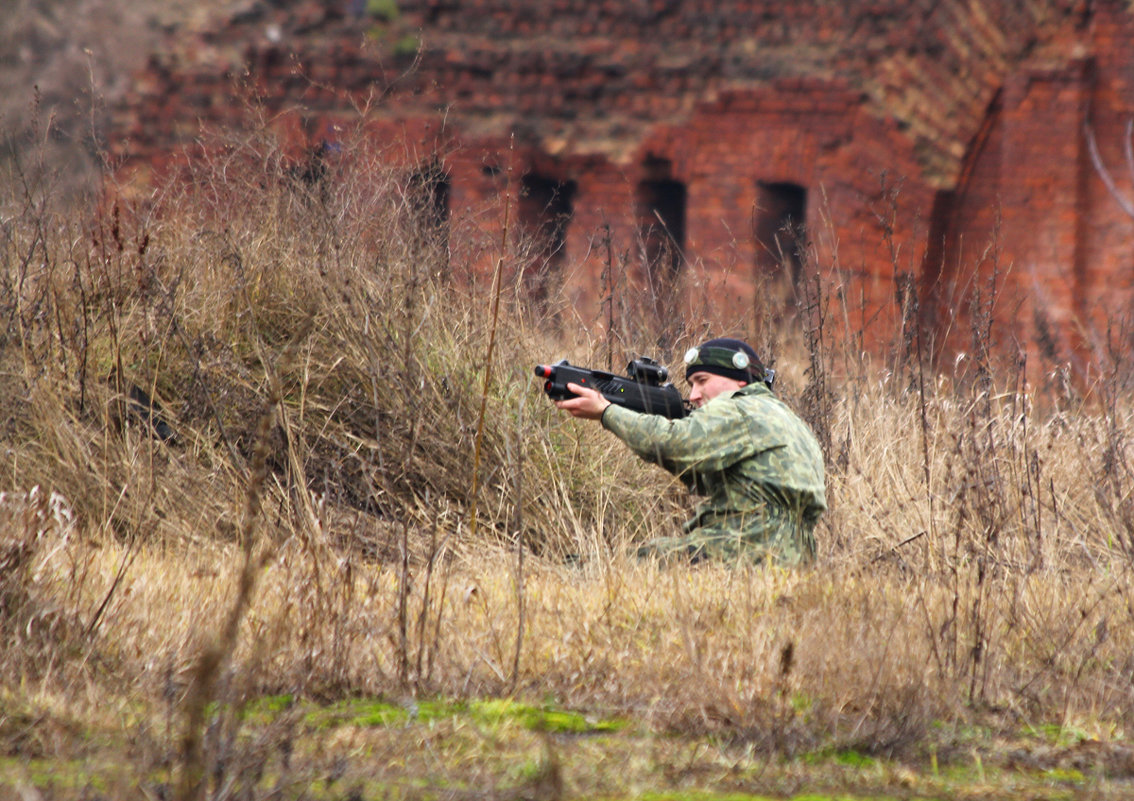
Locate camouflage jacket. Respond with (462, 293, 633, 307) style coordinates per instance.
(601, 383, 826, 564)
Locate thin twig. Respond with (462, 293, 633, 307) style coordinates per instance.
(469, 140, 513, 541)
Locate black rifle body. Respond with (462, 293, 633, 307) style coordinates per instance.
(535, 359, 688, 419)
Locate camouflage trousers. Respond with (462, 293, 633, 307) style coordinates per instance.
(634, 505, 816, 566)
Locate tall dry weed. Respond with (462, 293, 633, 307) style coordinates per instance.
(6, 114, 1134, 800)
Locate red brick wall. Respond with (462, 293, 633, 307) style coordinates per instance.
(1081, 4, 1134, 367)
(927, 2, 1134, 378)
(338, 81, 939, 349)
(109, 0, 1134, 377)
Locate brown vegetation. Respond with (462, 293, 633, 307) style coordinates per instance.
(0, 0, 244, 194)
(4, 114, 1134, 799)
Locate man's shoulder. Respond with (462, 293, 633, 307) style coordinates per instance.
(730, 383, 784, 411)
(735, 383, 774, 399)
(700, 383, 771, 409)
(731, 386, 819, 443)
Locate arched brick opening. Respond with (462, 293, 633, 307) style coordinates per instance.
(407, 159, 451, 269)
(517, 172, 577, 312)
(636, 157, 687, 329)
(754, 181, 807, 286)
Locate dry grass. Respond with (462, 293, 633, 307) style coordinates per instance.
(0, 0, 249, 196)
(5, 118, 1134, 798)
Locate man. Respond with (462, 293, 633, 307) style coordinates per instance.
(555, 337, 826, 564)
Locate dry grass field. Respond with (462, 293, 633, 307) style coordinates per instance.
(5, 116, 1134, 800)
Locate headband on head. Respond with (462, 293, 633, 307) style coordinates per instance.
(684, 339, 775, 388)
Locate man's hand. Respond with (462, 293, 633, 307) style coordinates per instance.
(554, 382, 611, 421)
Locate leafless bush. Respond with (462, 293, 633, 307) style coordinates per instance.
(0, 486, 80, 679)
(8, 110, 1134, 799)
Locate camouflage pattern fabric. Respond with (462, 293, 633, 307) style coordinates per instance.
(601, 382, 826, 565)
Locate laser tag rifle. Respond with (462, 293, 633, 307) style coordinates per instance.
(534, 357, 688, 419)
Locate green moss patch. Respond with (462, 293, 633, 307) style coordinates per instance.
(302, 695, 627, 735)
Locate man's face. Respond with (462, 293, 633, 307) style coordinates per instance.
(687, 371, 747, 408)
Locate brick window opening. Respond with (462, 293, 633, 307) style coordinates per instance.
(636, 159, 687, 293)
(403, 159, 446, 274)
(407, 160, 451, 260)
(518, 173, 577, 310)
(919, 188, 955, 357)
(754, 181, 807, 286)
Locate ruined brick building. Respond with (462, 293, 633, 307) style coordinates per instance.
(112, 0, 1134, 376)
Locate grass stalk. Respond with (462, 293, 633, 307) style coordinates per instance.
(468, 153, 513, 542)
(175, 319, 310, 801)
